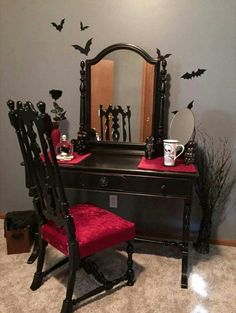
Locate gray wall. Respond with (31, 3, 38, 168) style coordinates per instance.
(0, 0, 235, 240)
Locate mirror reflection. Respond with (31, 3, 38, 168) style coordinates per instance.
(169, 108, 195, 145)
(90, 50, 154, 143)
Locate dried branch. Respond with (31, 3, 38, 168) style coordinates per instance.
(195, 132, 235, 217)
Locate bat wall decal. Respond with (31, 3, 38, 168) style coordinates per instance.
(80, 21, 89, 31)
(187, 100, 194, 110)
(160, 53, 172, 61)
(181, 68, 206, 80)
(72, 38, 93, 55)
(156, 48, 172, 60)
(51, 18, 65, 32)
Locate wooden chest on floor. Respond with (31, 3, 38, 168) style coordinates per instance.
(5, 227, 33, 254)
(4, 211, 35, 254)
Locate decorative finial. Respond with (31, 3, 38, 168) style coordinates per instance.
(16, 101, 23, 109)
(37, 101, 46, 114)
(7, 100, 15, 110)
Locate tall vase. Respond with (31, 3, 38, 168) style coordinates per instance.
(51, 122, 60, 151)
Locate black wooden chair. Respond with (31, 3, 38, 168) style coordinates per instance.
(7, 100, 135, 313)
(99, 104, 131, 142)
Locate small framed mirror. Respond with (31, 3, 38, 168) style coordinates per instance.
(77, 43, 167, 153)
(169, 108, 195, 145)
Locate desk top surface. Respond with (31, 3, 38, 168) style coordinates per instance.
(60, 153, 198, 179)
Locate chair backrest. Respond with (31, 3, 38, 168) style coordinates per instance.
(99, 104, 131, 142)
(7, 100, 74, 232)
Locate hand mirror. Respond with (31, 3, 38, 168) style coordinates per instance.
(169, 108, 195, 145)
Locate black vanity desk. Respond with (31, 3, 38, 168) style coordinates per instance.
(60, 149, 198, 289)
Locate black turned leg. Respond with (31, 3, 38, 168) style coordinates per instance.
(126, 241, 135, 286)
(30, 238, 47, 291)
(181, 201, 191, 289)
(61, 242, 79, 313)
(27, 232, 39, 264)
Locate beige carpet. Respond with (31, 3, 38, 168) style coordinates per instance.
(0, 220, 235, 313)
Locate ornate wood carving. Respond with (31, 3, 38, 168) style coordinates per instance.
(79, 61, 86, 131)
(144, 136, 156, 159)
(7, 100, 70, 223)
(184, 140, 196, 164)
(156, 58, 167, 153)
(72, 61, 90, 154)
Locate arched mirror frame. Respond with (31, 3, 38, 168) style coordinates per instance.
(77, 43, 167, 155)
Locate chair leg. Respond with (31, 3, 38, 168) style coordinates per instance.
(27, 232, 39, 264)
(30, 237, 47, 291)
(126, 241, 135, 286)
(60, 299, 74, 313)
(60, 242, 78, 313)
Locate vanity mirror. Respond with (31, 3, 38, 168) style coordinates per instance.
(91, 49, 148, 143)
(169, 108, 195, 145)
(74, 43, 168, 155)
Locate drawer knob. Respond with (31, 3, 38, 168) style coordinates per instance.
(160, 184, 167, 194)
(99, 177, 108, 188)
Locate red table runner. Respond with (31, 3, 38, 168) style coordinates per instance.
(41, 152, 91, 165)
(138, 156, 197, 173)
(57, 152, 91, 164)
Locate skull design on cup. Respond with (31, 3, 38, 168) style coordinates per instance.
(163, 139, 185, 166)
(164, 144, 174, 161)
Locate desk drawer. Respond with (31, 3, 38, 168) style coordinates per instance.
(85, 173, 128, 191)
(125, 175, 192, 197)
(62, 171, 127, 192)
(62, 170, 192, 198)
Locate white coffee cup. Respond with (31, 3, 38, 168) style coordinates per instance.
(163, 139, 185, 166)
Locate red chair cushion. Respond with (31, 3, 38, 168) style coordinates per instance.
(41, 203, 135, 258)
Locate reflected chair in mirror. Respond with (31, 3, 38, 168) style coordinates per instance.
(99, 104, 131, 142)
(7, 100, 136, 313)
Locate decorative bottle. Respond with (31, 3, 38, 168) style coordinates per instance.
(56, 135, 74, 160)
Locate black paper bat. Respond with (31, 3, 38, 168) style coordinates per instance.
(156, 48, 172, 60)
(171, 101, 194, 114)
(72, 38, 93, 55)
(160, 53, 172, 61)
(187, 100, 194, 110)
(51, 18, 65, 32)
(80, 21, 89, 31)
(181, 69, 206, 80)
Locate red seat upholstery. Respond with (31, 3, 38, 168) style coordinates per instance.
(41, 203, 135, 258)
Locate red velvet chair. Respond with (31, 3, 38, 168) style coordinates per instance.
(7, 100, 135, 313)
